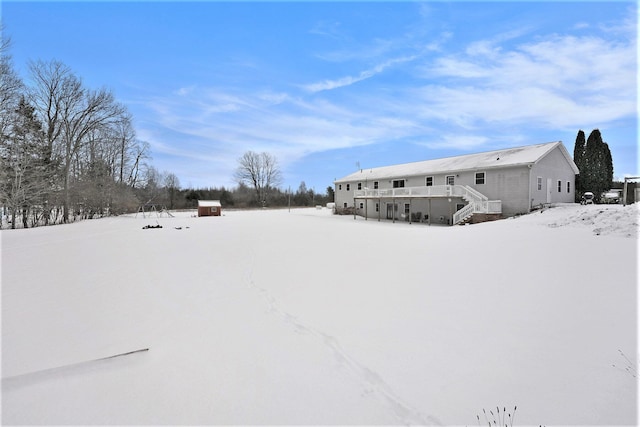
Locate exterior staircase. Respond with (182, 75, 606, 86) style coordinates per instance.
(353, 185, 501, 225)
(452, 185, 502, 225)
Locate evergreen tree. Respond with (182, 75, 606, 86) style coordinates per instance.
(326, 186, 335, 203)
(0, 97, 49, 228)
(575, 129, 613, 203)
(573, 130, 586, 202)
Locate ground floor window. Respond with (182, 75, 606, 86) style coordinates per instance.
(343, 202, 347, 208)
(537, 177, 542, 191)
(375, 203, 379, 212)
(558, 180, 562, 192)
(359, 202, 364, 209)
(567, 181, 571, 193)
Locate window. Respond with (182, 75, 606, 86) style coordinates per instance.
(359, 202, 364, 209)
(446, 175, 455, 185)
(475, 172, 485, 185)
(392, 179, 405, 188)
(557, 180, 562, 192)
(373, 181, 379, 189)
(375, 203, 379, 212)
(346, 184, 350, 191)
(537, 177, 542, 191)
(357, 182, 362, 190)
(338, 184, 342, 191)
(343, 202, 347, 208)
(567, 181, 571, 193)
(425, 176, 433, 186)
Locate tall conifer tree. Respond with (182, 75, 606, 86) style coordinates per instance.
(573, 130, 586, 202)
(584, 129, 613, 202)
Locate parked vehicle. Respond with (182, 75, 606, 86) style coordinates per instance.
(602, 189, 622, 204)
(581, 192, 595, 205)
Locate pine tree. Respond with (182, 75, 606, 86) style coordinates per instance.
(0, 97, 49, 228)
(579, 129, 613, 203)
(573, 130, 586, 202)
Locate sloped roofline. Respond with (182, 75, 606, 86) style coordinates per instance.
(535, 141, 580, 174)
(335, 141, 578, 183)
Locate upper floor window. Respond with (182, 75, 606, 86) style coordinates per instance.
(392, 179, 405, 188)
(446, 175, 455, 185)
(475, 172, 485, 185)
(373, 181, 379, 189)
(425, 176, 433, 186)
(338, 184, 342, 191)
(357, 182, 362, 190)
(346, 184, 350, 191)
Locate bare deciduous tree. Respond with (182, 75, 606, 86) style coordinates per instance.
(234, 151, 282, 205)
(163, 172, 180, 209)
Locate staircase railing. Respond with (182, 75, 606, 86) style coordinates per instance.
(352, 185, 501, 224)
(453, 203, 475, 224)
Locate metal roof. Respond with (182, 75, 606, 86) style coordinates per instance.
(335, 141, 579, 183)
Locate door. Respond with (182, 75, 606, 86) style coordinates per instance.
(386, 203, 395, 220)
(546, 178, 552, 203)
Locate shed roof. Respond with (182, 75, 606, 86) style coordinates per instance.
(335, 141, 579, 183)
(198, 200, 222, 207)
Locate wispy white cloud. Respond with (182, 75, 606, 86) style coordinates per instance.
(419, 30, 636, 131)
(303, 54, 418, 93)
(419, 134, 490, 150)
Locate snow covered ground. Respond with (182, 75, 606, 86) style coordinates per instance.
(1, 203, 637, 425)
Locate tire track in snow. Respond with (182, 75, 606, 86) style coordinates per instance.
(243, 268, 442, 426)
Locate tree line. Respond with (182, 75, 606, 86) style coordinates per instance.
(1, 36, 334, 229)
(1, 37, 157, 228)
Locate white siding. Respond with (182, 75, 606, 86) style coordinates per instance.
(530, 146, 576, 207)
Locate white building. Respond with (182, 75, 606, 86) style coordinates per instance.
(334, 141, 579, 225)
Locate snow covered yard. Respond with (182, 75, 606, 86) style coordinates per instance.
(1, 204, 637, 425)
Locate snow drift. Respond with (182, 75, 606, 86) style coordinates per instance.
(1, 203, 637, 425)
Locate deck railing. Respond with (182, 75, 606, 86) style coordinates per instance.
(354, 184, 501, 223)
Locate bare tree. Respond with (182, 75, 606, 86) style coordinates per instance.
(163, 172, 180, 209)
(0, 29, 23, 150)
(28, 60, 71, 166)
(234, 151, 282, 205)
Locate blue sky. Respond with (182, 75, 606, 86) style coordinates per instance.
(3, 1, 637, 193)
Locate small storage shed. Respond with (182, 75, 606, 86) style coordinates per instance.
(197, 200, 222, 217)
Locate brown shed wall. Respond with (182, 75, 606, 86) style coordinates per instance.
(198, 206, 221, 217)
